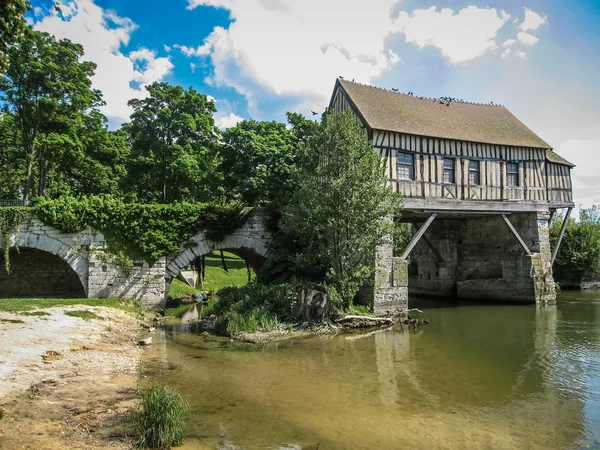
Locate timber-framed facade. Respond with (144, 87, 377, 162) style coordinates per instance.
(328, 78, 575, 313)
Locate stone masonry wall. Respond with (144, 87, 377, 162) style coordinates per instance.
(0, 248, 85, 297)
(408, 212, 556, 304)
(3, 209, 271, 309)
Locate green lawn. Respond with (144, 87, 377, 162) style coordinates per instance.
(168, 251, 251, 298)
(166, 251, 251, 318)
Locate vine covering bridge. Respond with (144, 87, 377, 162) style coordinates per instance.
(0, 208, 271, 309)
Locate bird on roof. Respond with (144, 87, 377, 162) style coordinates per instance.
(391, 88, 398, 92)
(311, 110, 318, 116)
(339, 76, 344, 79)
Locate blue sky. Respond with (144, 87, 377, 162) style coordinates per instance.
(29, 0, 600, 207)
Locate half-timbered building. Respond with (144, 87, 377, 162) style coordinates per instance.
(329, 78, 575, 314)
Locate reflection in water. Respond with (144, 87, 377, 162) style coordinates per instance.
(143, 292, 600, 449)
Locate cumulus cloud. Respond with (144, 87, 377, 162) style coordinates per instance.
(393, 6, 511, 65)
(180, 2, 541, 115)
(519, 7, 546, 31)
(183, 0, 405, 114)
(517, 31, 539, 46)
(34, 0, 174, 123)
(214, 112, 244, 129)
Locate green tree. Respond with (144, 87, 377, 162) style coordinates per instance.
(0, 0, 29, 74)
(0, 26, 103, 201)
(47, 111, 130, 197)
(220, 119, 298, 206)
(123, 82, 220, 203)
(281, 110, 401, 308)
(0, 113, 24, 199)
(552, 206, 600, 278)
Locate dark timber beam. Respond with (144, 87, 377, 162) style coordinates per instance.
(551, 207, 572, 266)
(502, 214, 531, 256)
(401, 213, 437, 260)
(413, 223, 445, 263)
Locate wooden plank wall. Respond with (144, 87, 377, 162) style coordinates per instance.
(329, 87, 573, 205)
(372, 129, 573, 204)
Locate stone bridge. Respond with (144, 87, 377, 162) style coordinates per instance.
(0, 208, 272, 309)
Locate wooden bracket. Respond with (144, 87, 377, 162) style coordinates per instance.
(502, 214, 531, 256)
(551, 207, 572, 265)
(413, 223, 445, 263)
(401, 213, 437, 260)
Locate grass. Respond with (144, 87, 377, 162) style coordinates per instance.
(65, 310, 104, 321)
(134, 385, 188, 450)
(20, 311, 50, 317)
(0, 298, 143, 315)
(215, 308, 280, 336)
(0, 318, 24, 324)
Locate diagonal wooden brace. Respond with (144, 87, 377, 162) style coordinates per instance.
(401, 213, 437, 260)
(551, 207, 572, 265)
(502, 214, 531, 256)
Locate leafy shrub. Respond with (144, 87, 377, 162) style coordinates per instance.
(213, 283, 297, 335)
(30, 196, 249, 262)
(551, 206, 600, 279)
(134, 385, 188, 450)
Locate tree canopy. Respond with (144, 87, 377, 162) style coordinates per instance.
(282, 110, 402, 307)
(122, 82, 221, 203)
(0, 0, 29, 74)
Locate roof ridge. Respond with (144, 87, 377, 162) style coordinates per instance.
(338, 77, 504, 107)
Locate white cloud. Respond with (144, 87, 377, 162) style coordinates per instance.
(558, 139, 600, 208)
(214, 112, 244, 129)
(184, 0, 406, 116)
(518, 31, 539, 46)
(181, 2, 521, 116)
(174, 42, 213, 57)
(503, 39, 516, 48)
(519, 8, 546, 32)
(393, 6, 511, 65)
(34, 0, 173, 123)
(515, 50, 527, 60)
(502, 48, 512, 59)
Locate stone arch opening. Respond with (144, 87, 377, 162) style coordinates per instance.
(164, 238, 268, 301)
(0, 248, 86, 298)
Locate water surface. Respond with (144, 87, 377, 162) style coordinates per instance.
(143, 291, 600, 449)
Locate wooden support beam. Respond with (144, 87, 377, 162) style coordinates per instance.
(401, 213, 437, 260)
(413, 223, 445, 263)
(502, 214, 531, 256)
(551, 207, 572, 266)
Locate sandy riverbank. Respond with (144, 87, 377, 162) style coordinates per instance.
(0, 305, 146, 449)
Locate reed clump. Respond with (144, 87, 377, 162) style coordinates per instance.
(134, 385, 188, 449)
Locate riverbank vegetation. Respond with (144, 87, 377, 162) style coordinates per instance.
(551, 206, 600, 282)
(134, 385, 188, 450)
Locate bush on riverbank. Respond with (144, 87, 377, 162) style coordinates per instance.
(551, 206, 600, 280)
(213, 283, 296, 336)
(134, 385, 188, 450)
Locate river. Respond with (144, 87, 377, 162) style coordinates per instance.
(143, 291, 600, 449)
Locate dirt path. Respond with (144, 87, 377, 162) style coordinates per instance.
(0, 306, 147, 449)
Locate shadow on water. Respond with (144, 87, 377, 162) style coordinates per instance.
(142, 291, 600, 450)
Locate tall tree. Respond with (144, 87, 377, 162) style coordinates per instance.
(282, 110, 401, 308)
(219, 113, 318, 207)
(0, 113, 24, 199)
(123, 82, 220, 203)
(0, 0, 29, 74)
(0, 26, 103, 201)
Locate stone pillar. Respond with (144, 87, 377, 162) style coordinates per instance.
(373, 241, 408, 315)
(532, 211, 556, 304)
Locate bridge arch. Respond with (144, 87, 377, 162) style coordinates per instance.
(2, 232, 89, 296)
(164, 232, 269, 294)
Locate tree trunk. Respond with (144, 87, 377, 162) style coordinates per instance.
(23, 157, 35, 203)
(220, 250, 229, 274)
(246, 261, 252, 282)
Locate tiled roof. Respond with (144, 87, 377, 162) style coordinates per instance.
(546, 149, 575, 167)
(336, 78, 553, 150)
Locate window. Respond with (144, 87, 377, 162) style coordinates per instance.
(468, 160, 481, 185)
(397, 152, 414, 180)
(443, 158, 455, 183)
(507, 162, 519, 186)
